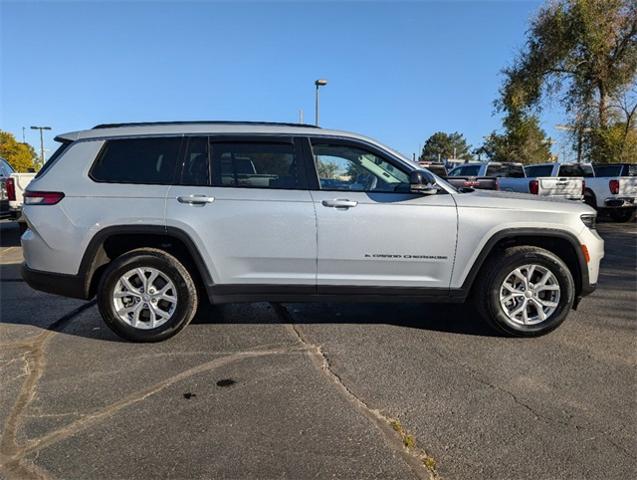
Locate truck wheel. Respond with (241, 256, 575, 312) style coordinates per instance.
(609, 209, 635, 223)
(97, 248, 198, 342)
(474, 246, 575, 337)
(583, 190, 596, 210)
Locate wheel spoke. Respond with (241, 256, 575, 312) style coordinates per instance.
(113, 267, 177, 330)
(120, 276, 141, 295)
(536, 284, 559, 292)
(537, 270, 552, 286)
(531, 299, 547, 321)
(136, 268, 148, 290)
(512, 268, 528, 286)
(525, 265, 536, 282)
(536, 298, 558, 308)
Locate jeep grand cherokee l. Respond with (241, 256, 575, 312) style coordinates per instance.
(21, 121, 603, 341)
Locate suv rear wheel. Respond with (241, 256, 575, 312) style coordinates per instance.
(97, 248, 198, 342)
(474, 246, 575, 337)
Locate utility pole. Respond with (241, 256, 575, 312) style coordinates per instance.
(22, 127, 26, 143)
(299, 109, 304, 124)
(30, 126, 51, 164)
(314, 79, 328, 126)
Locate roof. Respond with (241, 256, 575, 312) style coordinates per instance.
(56, 121, 365, 142)
(54, 121, 412, 165)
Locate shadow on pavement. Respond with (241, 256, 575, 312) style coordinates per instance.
(0, 221, 21, 247)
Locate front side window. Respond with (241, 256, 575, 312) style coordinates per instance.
(312, 143, 409, 192)
(90, 137, 182, 184)
(211, 142, 301, 189)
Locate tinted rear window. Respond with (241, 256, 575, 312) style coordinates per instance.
(90, 137, 182, 184)
(558, 164, 594, 177)
(525, 165, 553, 177)
(34, 142, 70, 179)
(485, 163, 525, 178)
(211, 142, 302, 189)
(594, 164, 636, 177)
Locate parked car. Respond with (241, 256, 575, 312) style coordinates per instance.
(584, 163, 637, 222)
(447, 162, 525, 190)
(21, 121, 602, 341)
(0, 157, 36, 228)
(418, 161, 448, 178)
(495, 162, 587, 201)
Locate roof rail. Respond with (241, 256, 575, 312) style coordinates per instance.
(92, 121, 321, 130)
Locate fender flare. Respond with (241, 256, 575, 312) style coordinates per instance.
(79, 225, 213, 298)
(459, 227, 589, 295)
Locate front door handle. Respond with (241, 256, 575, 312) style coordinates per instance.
(322, 199, 358, 209)
(177, 194, 215, 205)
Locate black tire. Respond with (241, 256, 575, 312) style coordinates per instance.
(18, 221, 28, 236)
(583, 189, 597, 210)
(608, 209, 635, 223)
(97, 248, 198, 342)
(474, 246, 575, 337)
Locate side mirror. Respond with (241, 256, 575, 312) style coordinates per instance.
(409, 169, 438, 195)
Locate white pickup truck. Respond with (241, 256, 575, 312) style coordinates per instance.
(496, 162, 586, 202)
(584, 163, 637, 222)
(0, 157, 36, 229)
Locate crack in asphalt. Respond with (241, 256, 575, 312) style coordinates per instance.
(0, 300, 96, 480)
(0, 299, 312, 480)
(426, 344, 637, 461)
(270, 303, 438, 480)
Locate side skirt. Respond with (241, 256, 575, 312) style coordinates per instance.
(207, 284, 468, 305)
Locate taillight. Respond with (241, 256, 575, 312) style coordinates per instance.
(5, 178, 16, 201)
(529, 179, 539, 195)
(609, 179, 619, 194)
(23, 191, 65, 205)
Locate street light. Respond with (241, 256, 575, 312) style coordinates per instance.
(30, 126, 52, 164)
(314, 79, 328, 126)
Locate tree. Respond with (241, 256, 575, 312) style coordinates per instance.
(0, 130, 38, 172)
(499, 0, 637, 163)
(419, 132, 473, 162)
(476, 115, 553, 164)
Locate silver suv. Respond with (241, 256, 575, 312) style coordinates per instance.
(21, 121, 603, 341)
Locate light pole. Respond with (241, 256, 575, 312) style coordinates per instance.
(30, 126, 51, 164)
(314, 79, 327, 126)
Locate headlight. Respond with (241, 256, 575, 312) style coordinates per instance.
(581, 214, 596, 230)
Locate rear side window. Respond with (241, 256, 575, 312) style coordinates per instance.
(486, 163, 525, 178)
(34, 141, 70, 179)
(90, 137, 182, 184)
(181, 137, 210, 186)
(525, 165, 553, 177)
(593, 165, 621, 177)
(210, 142, 302, 189)
(557, 164, 594, 177)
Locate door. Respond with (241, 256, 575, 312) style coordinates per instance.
(166, 136, 317, 287)
(308, 138, 458, 290)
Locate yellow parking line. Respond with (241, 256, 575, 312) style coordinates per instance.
(0, 247, 17, 257)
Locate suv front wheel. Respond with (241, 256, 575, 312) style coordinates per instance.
(475, 246, 575, 337)
(97, 248, 198, 342)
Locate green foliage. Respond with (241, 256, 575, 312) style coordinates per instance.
(419, 131, 473, 162)
(476, 115, 552, 164)
(316, 160, 339, 179)
(0, 130, 38, 172)
(499, 0, 637, 163)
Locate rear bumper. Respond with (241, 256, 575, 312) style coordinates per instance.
(21, 264, 90, 299)
(604, 197, 636, 208)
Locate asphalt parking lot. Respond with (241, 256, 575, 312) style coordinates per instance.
(1, 220, 635, 480)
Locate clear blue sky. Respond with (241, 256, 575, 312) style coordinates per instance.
(1, 0, 569, 160)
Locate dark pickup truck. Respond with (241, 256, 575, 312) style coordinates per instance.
(446, 162, 525, 190)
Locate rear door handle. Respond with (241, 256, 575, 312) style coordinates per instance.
(177, 194, 215, 205)
(322, 199, 358, 209)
